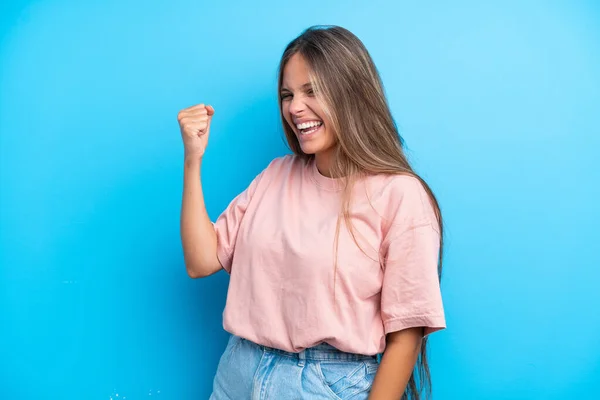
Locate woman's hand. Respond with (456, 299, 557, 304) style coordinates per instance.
(177, 103, 215, 160)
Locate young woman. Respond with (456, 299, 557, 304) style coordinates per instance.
(179, 25, 446, 400)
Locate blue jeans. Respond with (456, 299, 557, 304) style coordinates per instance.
(210, 335, 379, 399)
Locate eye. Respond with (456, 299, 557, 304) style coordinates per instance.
(280, 93, 292, 100)
(306, 88, 315, 96)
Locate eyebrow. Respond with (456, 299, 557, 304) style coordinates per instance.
(281, 83, 313, 92)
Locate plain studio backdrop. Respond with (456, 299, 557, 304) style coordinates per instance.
(1, 1, 599, 399)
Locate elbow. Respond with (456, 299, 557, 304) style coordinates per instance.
(188, 271, 207, 279)
(182, 254, 203, 278)
(186, 267, 203, 279)
(184, 256, 220, 279)
(185, 262, 209, 279)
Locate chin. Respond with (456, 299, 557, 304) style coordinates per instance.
(299, 144, 317, 155)
(298, 139, 328, 155)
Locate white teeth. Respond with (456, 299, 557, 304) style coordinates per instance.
(296, 121, 322, 130)
(301, 125, 320, 135)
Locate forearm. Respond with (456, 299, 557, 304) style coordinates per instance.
(180, 156, 221, 278)
(368, 328, 423, 400)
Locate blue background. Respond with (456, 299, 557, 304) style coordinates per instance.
(1, 1, 599, 399)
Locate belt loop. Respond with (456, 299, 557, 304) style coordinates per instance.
(298, 350, 306, 367)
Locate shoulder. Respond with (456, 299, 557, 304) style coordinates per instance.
(260, 153, 307, 178)
(366, 173, 430, 208)
(365, 173, 440, 232)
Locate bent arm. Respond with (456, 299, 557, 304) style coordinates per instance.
(180, 157, 222, 278)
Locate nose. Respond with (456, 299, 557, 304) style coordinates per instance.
(289, 94, 306, 116)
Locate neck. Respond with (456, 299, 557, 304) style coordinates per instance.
(315, 151, 334, 177)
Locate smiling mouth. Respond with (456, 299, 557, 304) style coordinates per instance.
(296, 120, 323, 135)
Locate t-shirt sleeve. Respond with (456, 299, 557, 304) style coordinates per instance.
(380, 178, 446, 337)
(213, 169, 266, 274)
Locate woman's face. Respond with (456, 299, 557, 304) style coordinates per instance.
(281, 53, 336, 162)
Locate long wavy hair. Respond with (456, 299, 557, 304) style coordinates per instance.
(277, 25, 444, 400)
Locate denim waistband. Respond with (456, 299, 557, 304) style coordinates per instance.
(253, 339, 377, 362)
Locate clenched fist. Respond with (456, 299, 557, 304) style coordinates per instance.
(177, 104, 215, 160)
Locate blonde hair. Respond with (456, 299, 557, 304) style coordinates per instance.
(278, 25, 444, 400)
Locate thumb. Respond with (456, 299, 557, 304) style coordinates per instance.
(206, 105, 215, 117)
(205, 105, 215, 134)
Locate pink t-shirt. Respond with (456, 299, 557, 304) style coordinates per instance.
(214, 154, 445, 355)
